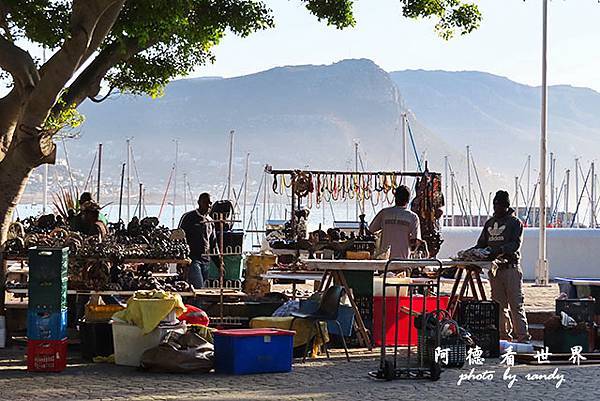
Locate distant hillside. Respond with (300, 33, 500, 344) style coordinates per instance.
(24, 61, 600, 204)
(390, 70, 600, 173)
(60, 59, 463, 196)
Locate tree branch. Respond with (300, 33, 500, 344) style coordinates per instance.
(7, 0, 125, 167)
(0, 89, 22, 163)
(55, 38, 140, 114)
(24, 0, 125, 128)
(0, 35, 39, 92)
(0, 1, 13, 42)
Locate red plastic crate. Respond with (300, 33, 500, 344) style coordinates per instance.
(373, 295, 449, 347)
(27, 338, 68, 372)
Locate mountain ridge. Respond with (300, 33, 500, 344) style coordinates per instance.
(23, 59, 600, 203)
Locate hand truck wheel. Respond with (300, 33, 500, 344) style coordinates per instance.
(383, 358, 395, 381)
(429, 361, 441, 381)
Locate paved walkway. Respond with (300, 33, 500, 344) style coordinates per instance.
(0, 347, 597, 401)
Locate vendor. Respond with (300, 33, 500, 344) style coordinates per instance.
(178, 193, 219, 289)
(369, 185, 421, 258)
(79, 192, 108, 225)
(70, 200, 108, 239)
(476, 190, 531, 343)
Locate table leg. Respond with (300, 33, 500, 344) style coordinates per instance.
(318, 272, 333, 292)
(447, 268, 464, 316)
(451, 270, 471, 317)
(473, 269, 487, 301)
(0, 257, 6, 314)
(467, 271, 478, 299)
(332, 271, 372, 350)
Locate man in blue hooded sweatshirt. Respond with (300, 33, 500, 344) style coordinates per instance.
(477, 190, 531, 343)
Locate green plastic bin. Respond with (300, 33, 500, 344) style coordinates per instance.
(28, 247, 68, 283)
(28, 247, 69, 310)
(208, 255, 244, 281)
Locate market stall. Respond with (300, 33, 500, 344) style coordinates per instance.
(254, 166, 452, 348)
(301, 258, 492, 349)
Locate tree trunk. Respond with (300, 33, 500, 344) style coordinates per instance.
(0, 148, 34, 246)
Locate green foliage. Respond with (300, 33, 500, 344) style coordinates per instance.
(105, 0, 276, 96)
(4, 0, 70, 48)
(44, 95, 85, 133)
(302, 0, 356, 28)
(3, 0, 480, 99)
(401, 0, 481, 39)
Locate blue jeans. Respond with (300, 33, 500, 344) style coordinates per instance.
(189, 259, 210, 289)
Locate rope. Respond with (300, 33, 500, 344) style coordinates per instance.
(405, 118, 422, 172)
(246, 172, 265, 231)
(571, 167, 592, 227)
(82, 150, 97, 193)
(158, 166, 175, 219)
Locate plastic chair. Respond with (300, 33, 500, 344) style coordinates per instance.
(291, 285, 351, 362)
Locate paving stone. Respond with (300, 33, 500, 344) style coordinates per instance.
(1, 348, 598, 400)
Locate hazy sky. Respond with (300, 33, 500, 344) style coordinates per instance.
(192, 0, 600, 91)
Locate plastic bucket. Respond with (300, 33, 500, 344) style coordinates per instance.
(111, 320, 185, 367)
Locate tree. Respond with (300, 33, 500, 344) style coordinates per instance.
(0, 0, 480, 244)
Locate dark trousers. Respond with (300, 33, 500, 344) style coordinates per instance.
(189, 259, 210, 289)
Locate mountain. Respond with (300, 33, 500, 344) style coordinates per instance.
(390, 70, 600, 174)
(58, 59, 463, 198)
(25, 61, 600, 204)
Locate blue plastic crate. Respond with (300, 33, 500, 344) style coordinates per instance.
(214, 329, 294, 375)
(27, 308, 68, 340)
(299, 300, 355, 337)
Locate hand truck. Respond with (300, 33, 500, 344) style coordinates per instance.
(369, 258, 444, 381)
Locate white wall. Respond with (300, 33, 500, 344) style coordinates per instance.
(439, 227, 600, 280)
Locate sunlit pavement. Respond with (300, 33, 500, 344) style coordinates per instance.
(0, 346, 598, 401)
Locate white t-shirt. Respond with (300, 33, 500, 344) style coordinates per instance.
(369, 205, 421, 259)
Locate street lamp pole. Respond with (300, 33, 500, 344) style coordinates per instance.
(536, 0, 549, 286)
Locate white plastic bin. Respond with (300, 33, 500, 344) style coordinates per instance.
(111, 320, 185, 367)
(373, 277, 411, 297)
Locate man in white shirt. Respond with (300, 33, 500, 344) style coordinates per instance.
(369, 185, 421, 259)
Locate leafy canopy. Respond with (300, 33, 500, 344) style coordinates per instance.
(3, 0, 481, 98)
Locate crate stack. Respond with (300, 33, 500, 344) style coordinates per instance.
(458, 300, 500, 358)
(26, 247, 69, 372)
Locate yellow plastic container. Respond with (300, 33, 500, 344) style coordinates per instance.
(85, 304, 125, 322)
(246, 254, 277, 277)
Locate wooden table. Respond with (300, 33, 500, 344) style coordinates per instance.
(0, 254, 192, 314)
(301, 258, 493, 349)
(6, 287, 246, 297)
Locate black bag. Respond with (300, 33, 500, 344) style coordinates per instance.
(140, 331, 214, 373)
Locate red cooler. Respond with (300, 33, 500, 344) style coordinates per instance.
(373, 295, 449, 346)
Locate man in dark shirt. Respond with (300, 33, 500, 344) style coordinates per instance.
(70, 200, 108, 239)
(178, 193, 218, 289)
(476, 190, 530, 343)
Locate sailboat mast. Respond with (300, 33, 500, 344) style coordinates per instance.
(401, 112, 407, 178)
(126, 139, 131, 223)
(42, 164, 48, 214)
(227, 130, 234, 201)
(466, 145, 472, 226)
(183, 173, 187, 213)
(354, 140, 359, 220)
(172, 139, 179, 228)
(96, 143, 102, 203)
(243, 152, 250, 230)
